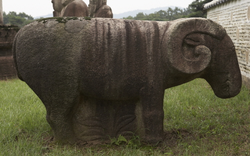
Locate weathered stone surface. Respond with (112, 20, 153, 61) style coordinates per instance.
(0, 25, 19, 80)
(0, 25, 19, 49)
(52, 0, 89, 17)
(52, 0, 113, 18)
(13, 17, 242, 144)
(88, 0, 113, 18)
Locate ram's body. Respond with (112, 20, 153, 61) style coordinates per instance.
(15, 18, 169, 100)
(13, 18, 242, 144)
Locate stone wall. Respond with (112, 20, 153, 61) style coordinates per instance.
(206, 0, 250, 88)
(0, 25, 19, 80)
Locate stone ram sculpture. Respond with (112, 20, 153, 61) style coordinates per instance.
(13, 17, 242, 144)
(88, 0, 113, 18)
(52, 0, 113, 18)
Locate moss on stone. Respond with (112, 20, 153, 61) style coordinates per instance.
(84, 17, 92, 20)
(36, 17, 59, 23)
(37, 17, 91, 24)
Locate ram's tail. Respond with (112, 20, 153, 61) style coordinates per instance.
(12, 32, 24, 81)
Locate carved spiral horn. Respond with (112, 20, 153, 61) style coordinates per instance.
(163, 18, 226, 74)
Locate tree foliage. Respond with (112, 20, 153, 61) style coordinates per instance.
(123, 0, 213, 21)
(3, 11, 34, 27)
(187, 0, 213, 17)
(124, 7, 187, 21)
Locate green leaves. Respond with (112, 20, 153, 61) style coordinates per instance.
(123, 7, 186, 21)
(123, 0, 214, 21)
(110, 135, 142, 149)
(187, 0, 213, 18)
(3, 11, 34, 27)
(110, 135, 128, 146)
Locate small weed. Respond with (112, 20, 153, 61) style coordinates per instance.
(110, 135, 128, 146)
(109, 134, 142, 149)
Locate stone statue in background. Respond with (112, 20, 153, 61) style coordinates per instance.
(88, 0, 113, 18)
(13, 18, 242, 144)
(52, 0, 89, 17)
(52, 0, 113, 18)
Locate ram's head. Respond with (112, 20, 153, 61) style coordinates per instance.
(164, 18, 242, 98)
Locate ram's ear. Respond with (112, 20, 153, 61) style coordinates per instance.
(163, 18, 226, 74)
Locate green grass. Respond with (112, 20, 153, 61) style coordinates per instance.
(0, 79, 250, 155)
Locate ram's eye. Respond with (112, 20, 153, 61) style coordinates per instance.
(184, 33, 204, 46)
(184, 37, 200, 45)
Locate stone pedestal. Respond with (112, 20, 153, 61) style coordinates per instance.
(0, 25, 19, 80)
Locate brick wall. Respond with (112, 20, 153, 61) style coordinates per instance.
(206, 0, 250, 88)
(0, 25, 19, 80)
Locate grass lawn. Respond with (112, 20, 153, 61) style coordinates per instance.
(0, 79, 250, 155)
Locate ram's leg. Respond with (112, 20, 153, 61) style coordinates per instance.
(28, 76, 80, 144)
(114, 100, 137, 138)
(140, 86, 164, 144)
(44, 92, 80, 144)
